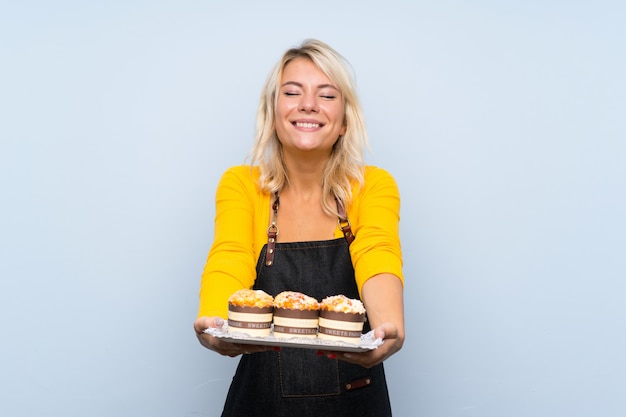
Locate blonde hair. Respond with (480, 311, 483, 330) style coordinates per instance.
(248, 39, 369, 215)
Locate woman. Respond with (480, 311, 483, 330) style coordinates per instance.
(194, 39, 405, 417)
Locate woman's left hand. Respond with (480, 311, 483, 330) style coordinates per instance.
(319, 321, 403, 368)
(324, 273, 405, 368)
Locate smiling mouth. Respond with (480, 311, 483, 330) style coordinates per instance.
(293, 122, 322, 128)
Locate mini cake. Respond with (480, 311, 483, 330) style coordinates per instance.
(227, 289, 274, 337)
(272, 291, 320, 339)
(318, 295, 366, 344)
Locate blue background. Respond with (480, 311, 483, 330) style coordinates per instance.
(1, 1, 624, 416)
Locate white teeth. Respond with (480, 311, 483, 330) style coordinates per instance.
(295, 122, 320, 128)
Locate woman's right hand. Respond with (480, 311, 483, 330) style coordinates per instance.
(194, 316, 268, 357)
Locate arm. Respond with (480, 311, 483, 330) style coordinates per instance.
(197, 166, 260, 319)
(337, 168, 405, 367)
(351, 273, 404, 367)
(195, 167, 268, 356)
(350, 167, 404, 294)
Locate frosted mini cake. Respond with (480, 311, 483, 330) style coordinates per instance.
(318, 295, 366, 344)
(227, 289, 274, 337)
(272, 291, 320, 339)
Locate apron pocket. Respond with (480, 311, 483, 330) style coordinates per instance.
(278, 348, 340, 397)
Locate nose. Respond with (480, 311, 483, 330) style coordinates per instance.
(298, 93, 318, 113)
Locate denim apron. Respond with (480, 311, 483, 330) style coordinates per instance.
(220, 236, 392, 417)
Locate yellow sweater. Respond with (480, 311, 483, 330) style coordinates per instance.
(198, 165, 403, 318)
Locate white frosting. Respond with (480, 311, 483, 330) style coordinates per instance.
(320, 295, 365, 314)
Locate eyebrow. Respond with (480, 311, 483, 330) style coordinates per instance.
(280, 81, 340, 91)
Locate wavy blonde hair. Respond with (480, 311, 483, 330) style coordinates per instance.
(248, 39, 369, 216)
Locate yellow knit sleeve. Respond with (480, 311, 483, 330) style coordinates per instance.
(197, 166, 262, 318)
(349, 166, 404, 294)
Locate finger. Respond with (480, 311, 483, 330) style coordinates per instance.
(375, 322, 399, 341)
(194, 316, 225, 335)
(209, 317, 225, 328)
(374, 326, 386, 340)
(193, 318, 208, 335)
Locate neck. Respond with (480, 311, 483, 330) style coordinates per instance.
(281, 153, 328, 199)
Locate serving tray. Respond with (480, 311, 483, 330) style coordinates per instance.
(204, 323, 383, 353)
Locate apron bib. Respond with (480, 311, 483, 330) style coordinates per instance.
(220, 238, 392, 417)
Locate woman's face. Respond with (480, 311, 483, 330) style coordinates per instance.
(274, 57, 346, 158)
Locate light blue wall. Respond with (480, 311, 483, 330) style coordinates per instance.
(1, 1, 624, 416)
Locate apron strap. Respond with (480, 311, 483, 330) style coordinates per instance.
(335, 198, 355, 245)
(265, 193, 279, 266)
(265, 194, 355, 267)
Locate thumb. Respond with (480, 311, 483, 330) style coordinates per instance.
(194, 316, 225, 334)
(374, 322, 397, 341)
(374, 326, 386, 341)
(210, 317, 225, 328)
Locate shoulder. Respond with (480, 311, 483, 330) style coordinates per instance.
(220, 165, 260, 181)
(215, 165, 264, 202)
(359, 166, 400, 195)
(348, 166, 400, 214)
(363, 165, 397, 183)
(218, 165, 261, 188)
